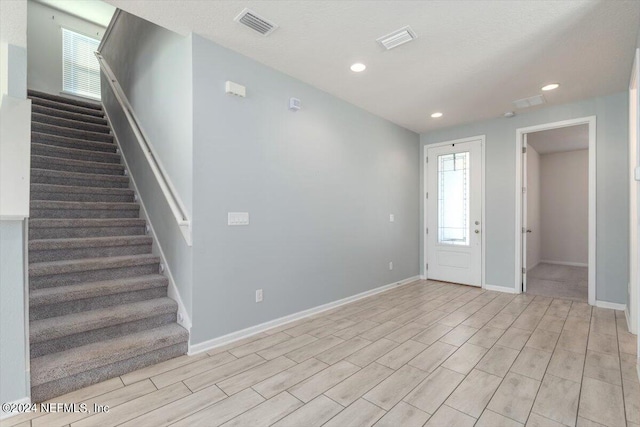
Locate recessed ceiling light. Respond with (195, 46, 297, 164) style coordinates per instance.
(541, 83, 560, 91)
(350, 63, 366, 73)
(431, 112, 443, 118)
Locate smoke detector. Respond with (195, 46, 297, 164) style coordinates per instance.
(513, 94, 546, 109)
(234, 8, 278, 36)
(377, 26, 417, 50)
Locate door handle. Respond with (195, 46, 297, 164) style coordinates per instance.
(474, 230, 480, 234)
(526, 229, 532, 233)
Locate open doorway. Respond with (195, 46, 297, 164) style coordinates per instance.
(516, 117, 596, 305)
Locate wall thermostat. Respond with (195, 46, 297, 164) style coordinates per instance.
(289, 98, 301, 111)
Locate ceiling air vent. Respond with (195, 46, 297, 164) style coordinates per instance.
(377, 26, 417, 50)
(234, 8, 278, 36)
(513, 94, 546, 109)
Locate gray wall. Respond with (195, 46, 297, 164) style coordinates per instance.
(540, 149, 589, 265)
(27, 1, 106, 96)
(100, 11, 193, 216)
(191, 34, 420, 344)
(421, 92, 629, 304)
(99, 12, 193, 317)
(0, 221, 28, 404)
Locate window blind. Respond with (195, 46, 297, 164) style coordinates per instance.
(62, 28, 101, 100)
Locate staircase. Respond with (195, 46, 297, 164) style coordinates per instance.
(27, 90, 188, 402)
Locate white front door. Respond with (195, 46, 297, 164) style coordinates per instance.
(427, 139, 482, 287)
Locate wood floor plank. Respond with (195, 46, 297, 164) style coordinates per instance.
(171, 388, 265, 427)
(119, 384, 226, 427)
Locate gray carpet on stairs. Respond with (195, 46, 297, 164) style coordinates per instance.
(26, 89, 188, 402)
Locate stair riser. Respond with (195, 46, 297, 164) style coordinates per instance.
(32, 122, 113, 143)
(28, 91, 103, 111)
(29, 225, 146, 240)
(31, 145, 121, 164)
(30, 190, 134, 203)
(32, 105, 108, 125)
(30, 208, 140, 219)
(30, 243, 152, 263)
(29, 97, 104, 118)
(31, 313, 177, 358)
(31, 173, 130, 188)
(31, 158, 124, 176)
(30, 263, 160, 289)
(30, 286, 168, 320)
(31, 341, 187, 403)
(33, 114, 111, 134)
(32, 133, 116, 153)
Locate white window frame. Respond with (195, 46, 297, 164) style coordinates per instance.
(62, 28, 101, 100)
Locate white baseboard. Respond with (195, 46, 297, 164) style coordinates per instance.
(0, 397, 31, 421)
(419, 275, 427, 280)
(188, 275, 421, 355)
(483, 284, 520, 294)
(103, 107, 192, 331)
(595, 300, 627, 311)
(541, 260, 588, 268)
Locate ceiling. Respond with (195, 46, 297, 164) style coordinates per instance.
(101, 0, 640, 134)
(528, 124, 589, 155)
(35, 0, 115, 27)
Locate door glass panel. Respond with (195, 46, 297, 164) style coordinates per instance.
(438, 152, 470, 246)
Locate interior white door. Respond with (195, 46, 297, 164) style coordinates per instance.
(522, 134, 528, 292)
(427, 139, 482, 287)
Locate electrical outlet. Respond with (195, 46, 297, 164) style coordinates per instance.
(389, 261, 393, 270)
(389, 214, 395, 222)
(255, 289, 263, 303)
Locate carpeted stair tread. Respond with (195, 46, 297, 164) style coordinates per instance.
(31, 143, 121, 164)
(32, 122, 113, 143)
(31, 155, 125, 175)
(30, 235, 152, 251)
(29, 218, 146, 239)
(32, 112, 111, 134)
(30, 297, 177, 343)
(29, 274, 167, 307)
(32, 132, 116, 153)
(31, 168, 129, 188)
(31, 184, 133, 197)
(31, 200, 140, 219)
(29, 254, 160, 278)
(28, 90, 103, 111)
(30, 323, 188, 387)
(32, 104, 108, 125)
(29, 234, 152, 263)
(29, 96, 105, 117)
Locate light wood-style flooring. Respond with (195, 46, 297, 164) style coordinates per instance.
(2, 280, 638, 427)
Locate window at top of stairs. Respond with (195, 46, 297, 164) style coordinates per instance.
(62, 28, 101, 100)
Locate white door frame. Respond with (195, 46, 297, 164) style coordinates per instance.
(515, 116, 596, 305)
(628, 48, 639, 340)
(424, 135, 486, 288)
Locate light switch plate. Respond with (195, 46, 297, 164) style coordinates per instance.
(228, 212, 249, 225)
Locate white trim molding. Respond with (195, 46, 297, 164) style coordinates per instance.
(189, 275, 422, 355)
(484, 284, 520, 294)
(540, 260, 588, 268)
(515, 116, 596, 305)
(0, 397, 31, 421)
(103, 108, 192, 332)
(595, 300, 626, 311)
